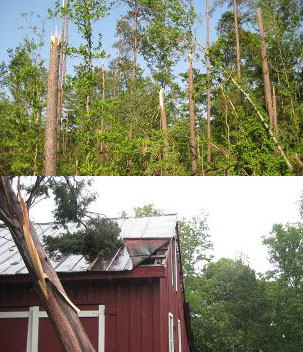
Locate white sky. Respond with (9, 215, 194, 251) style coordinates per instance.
(30, 176, 303, 274)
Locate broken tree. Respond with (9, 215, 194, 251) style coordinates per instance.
(44, 35, 61, 176)
(0, 177, 95, 352)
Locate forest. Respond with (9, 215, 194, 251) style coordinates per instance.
(0, 0, 302, 175)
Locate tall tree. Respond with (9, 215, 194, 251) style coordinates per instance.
(257, 6, 274, 128)
(188, 52, 198, 172)
(44, 35, 61, 175)
(233, 0, 241, 78)
(206, 0, 212, 163)
(57, 0, 69, 154)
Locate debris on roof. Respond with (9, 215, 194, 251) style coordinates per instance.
(0, 214, 177, 275)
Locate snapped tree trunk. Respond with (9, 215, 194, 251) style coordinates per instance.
(57, 0, 69, 155)
(188, 53, 198, 173)
(233, 0, 241, 78)
(0, 177, 95, 352)
(159, 88, 168, 164)
(257, 7, 274, 128)
(206, 0, 211, 163)
(44, 35, 61, 176)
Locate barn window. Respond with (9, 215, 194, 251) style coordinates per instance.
(0, 305, 105, 352)
(171, 237, 178, 291)
(168, 312, 174, 352)
(178, 319, 182, 352)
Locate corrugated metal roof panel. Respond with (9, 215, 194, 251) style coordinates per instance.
(0, 214, 177, 275)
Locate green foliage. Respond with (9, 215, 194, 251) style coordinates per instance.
(187, 258, 269, 352)
(133, 203, 162, 216)
(263, 223, 303, 287)
(178, 213, 213, 279)
(50, 177, 97, 228)
(1, 0, 303, 175)
(43, 218, 122, 261)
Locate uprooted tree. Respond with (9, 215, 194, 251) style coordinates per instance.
(0, 176, 120, 351)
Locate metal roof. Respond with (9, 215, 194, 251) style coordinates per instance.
(0, 214, 177, 276)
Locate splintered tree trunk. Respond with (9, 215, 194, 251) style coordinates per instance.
(159, 88, 168, 163)
(57, 0, 69, 155)
(233, 0, 241, 78)
(257, 7, 274, 128)
(0, 177, 95, 352)
(188, 53, 198, 173)
(132, 6, 139, 83)
(206, 0, 211, 163)
(44, 35, 61, 176)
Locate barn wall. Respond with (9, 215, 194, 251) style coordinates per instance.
(0, 277, 160, 352)
(159, 239, 191, 352)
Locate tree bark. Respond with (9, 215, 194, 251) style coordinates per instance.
(44, 35, 61, 176)
(0, 177, 95, 352)
(257, 7, 274, 128)
(159, 88, 168, 163)
(206, 0, 211, 163)
(233, 0, 241, 78)
(188, 53, 198, 173)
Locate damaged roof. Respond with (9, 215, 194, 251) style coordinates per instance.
(0, 214, 177, 276)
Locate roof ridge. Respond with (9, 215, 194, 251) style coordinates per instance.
(33, 213, 177, 225)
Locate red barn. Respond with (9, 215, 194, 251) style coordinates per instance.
(0, 214, 193, 352)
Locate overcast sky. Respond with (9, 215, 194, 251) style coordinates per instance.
(30, 176, 303, 274)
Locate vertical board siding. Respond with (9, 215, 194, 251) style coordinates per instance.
(159, 239, 191, 352)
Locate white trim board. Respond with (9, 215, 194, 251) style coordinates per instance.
(0, 306, 105, 352)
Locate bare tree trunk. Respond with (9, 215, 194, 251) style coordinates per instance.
(233, 0, 241, 78)
(44, 35, 61, 176)
(272, 86, 278, 131)
(188, 53, 198, 173)
(0, 177, 95, 352)
(57, 0, 69, 155)
(131, 5, 139, 83)
(257, 7, 274, 128)
(159, 88, 168, 163)
(206, 0, 211, 163)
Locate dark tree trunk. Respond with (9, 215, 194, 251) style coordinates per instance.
(0, 177, 96, 352)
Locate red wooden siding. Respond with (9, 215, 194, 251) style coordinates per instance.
(0, 278, 161, 352)
(159, 239, 191, 352)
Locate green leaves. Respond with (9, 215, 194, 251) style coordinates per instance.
(43, 217, 122, 261)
